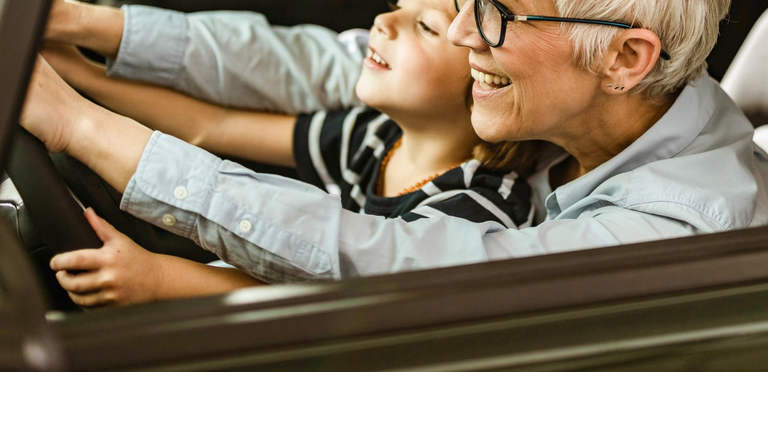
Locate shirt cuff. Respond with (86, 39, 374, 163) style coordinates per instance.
(107, 5, 188, 87)
(120, 131, 215, 240)
(121, 132, 338, 282)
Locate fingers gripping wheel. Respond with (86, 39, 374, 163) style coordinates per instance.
(7, 128, 105, 311)
(7, 127, 169, 310)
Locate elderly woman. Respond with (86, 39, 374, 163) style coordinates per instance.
(21, 0, 768, 285)
(447, 0, 768, 229)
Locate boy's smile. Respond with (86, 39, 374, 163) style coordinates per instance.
(365, 47, 391, 69)
(355, 0, 473, 127)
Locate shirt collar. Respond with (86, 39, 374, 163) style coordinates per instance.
(547, 73, 717, 215)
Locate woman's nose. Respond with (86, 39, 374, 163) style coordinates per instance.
(448, 0, 486, 50)
(373, 11, 398, 39)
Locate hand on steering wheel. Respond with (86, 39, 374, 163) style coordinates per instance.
(51, 208, 164, 308)
(20, 55, 86, 155)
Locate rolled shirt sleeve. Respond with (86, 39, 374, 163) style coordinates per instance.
(121, 132, 343, 284)
(108, 5, 365, 114)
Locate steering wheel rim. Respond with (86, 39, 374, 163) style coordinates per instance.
(8, 127, 103, 252)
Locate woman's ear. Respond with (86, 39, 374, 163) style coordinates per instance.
(600, 29, 664, 94)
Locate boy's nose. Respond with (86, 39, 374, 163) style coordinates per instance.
(373, 12, 398, 39)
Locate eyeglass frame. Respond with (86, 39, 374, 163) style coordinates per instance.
(453, 0, 671, 60)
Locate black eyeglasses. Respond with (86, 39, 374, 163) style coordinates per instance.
(453, 0, 671, 60)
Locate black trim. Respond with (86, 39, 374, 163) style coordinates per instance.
(0, 0, 52, 173)
(0, 0, 65, 370)
(7, 128, 103, 253)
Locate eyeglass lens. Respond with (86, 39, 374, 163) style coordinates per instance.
(454, 0, 504, 46)
(476, 0, 503, 46)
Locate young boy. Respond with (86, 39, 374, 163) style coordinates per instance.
(39, 0, 535, 307)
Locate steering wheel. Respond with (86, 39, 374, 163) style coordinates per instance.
(6, 126, 165, 309)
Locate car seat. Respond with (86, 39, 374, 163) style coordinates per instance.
(721, 8, 768, 150)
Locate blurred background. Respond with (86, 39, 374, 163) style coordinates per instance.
(102, 0, 389, 32)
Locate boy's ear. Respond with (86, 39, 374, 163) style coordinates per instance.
(600, 28, 664, 94)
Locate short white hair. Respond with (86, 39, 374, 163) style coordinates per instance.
(553, 0, 731, 99)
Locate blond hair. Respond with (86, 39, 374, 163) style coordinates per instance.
(554, 0, 731, 99)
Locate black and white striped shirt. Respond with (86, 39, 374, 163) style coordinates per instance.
(293, 107, 533, 229)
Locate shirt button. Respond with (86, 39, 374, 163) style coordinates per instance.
(239, 220, 252, 233)
(173, 186, 188, 200)
(162, 214, 177, 227)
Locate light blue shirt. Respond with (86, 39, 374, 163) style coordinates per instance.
(109, 5, 365, 113)
(114, 6, 768, 283)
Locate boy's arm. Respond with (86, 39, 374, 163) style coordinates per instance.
(43, 44, 296, 167)
(45, 0, 365, 113)
(51, 209, 263, 308)
(167, 9, 366, 112)
(46, 0, 124, 59)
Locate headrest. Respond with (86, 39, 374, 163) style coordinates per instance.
(721, 9, 768, 127)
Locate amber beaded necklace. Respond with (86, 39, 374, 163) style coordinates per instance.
(376, 138, 468, 197)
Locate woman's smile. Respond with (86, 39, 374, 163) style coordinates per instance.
(470, 67, 511, 88)
(469, 65, 513, 104)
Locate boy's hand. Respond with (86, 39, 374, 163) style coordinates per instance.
(41, 42, 100, 87)
(50, 209, 164, 308)
(45, 0, 84, 43)
(44, 0, 124, 59)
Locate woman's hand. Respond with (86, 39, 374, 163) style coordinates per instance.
(20, 55, 152, 192)
(51, 209, 265, 308)
(19, 56, 88, 154)
(50, 209, 164, 308)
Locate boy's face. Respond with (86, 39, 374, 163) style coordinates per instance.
(356, 0, 471, 123)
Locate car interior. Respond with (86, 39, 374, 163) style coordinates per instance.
(3, 0, 768, 371)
